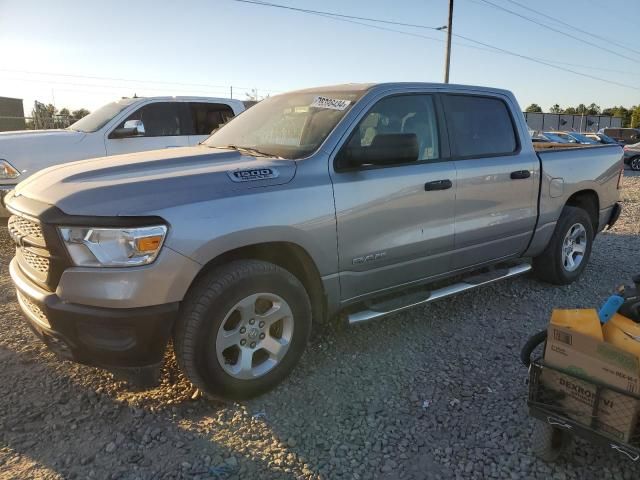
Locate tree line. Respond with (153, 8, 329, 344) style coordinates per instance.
(27, 101, 91, 130)
(524, 103, 640, 128)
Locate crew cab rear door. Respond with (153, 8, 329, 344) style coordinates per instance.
(187, 102, 237, 145)
(442, 93, 538, 269)
(330, 93, 456, 301)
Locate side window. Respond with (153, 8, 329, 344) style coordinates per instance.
(189, 102, 235, 135)
(443, 95, 518, 158)
(342, 94, 440, 166)
(116, 102, 186, 137)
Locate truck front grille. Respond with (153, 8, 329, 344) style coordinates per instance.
(21, 249, 50, 274)
(8, 215, 44, 241)
(9, 213, 53, 283)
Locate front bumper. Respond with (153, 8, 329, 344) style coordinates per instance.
(10, 258, 178, 368)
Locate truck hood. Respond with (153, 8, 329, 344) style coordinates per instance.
(0, 129, 84, 140)
(13, 146, 296, 216)
(0, 129, 88, 179)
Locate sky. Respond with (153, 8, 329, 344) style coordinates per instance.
(0, 0, 638, 115)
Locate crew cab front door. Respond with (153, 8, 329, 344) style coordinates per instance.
(330, 93, 456, 302)
(105, 101, 190, 156)
(442, 93, 538, 269)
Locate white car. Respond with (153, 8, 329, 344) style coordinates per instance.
(0, 96, 245, 215)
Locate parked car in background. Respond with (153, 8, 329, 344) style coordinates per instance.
(5, 82, 624, 399)
(539, 132, 570, 143)
(599, 127, 640, 145)
(623, 142, 640, 170)
(585, 132, 620, 145)
(542, 131, 599, 145)
(0, 96, 246, 216)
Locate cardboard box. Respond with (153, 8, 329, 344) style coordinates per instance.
(543, 313, 640, 443)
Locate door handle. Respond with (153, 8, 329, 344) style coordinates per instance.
(424, 179, 453, 191)
(510, 170, 531, 180)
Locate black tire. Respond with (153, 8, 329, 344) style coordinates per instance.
(630, 156, 640, 171)
(531, 420, 573, 463)
(532, 206, 594, 285)
(174, 260, 312, 400)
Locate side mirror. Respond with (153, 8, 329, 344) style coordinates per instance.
(339, 133, 419, 168)
(111, 119, 145, 138)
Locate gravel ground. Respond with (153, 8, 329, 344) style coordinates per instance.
(1, 170, 639, 480)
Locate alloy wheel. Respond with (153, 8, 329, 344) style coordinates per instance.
(561, 223, 587, 272)
(215, 293, 294, 379)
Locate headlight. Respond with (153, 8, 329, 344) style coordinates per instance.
(58, 225, 167, 267)
(0, 160, 20, 179)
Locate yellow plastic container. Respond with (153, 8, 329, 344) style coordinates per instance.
(603, 314, 640, 358)
(550, 309, 604, 341)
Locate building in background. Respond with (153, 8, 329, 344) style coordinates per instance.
(523, 111, 623, 133)
(0, 97, 25, 132)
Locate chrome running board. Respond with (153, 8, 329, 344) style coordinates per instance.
(347, 263, 532, 325)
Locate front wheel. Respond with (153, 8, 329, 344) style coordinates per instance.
(533, 206, 594, 285)
(174, 260, 312, 400)
(630, 157, 640, 171)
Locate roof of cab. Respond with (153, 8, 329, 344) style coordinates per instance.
(286, 82, 514, 98)
(113, 96, 244, 105)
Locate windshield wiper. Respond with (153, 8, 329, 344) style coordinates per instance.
(211, 145, 283, 159)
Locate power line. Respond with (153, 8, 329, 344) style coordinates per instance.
(231, 0, 639, 75)
(475, 0, 639, 64)
(501, 0, 640, 56)
(5, 1, 636, 100)
(0, 68, 283, 93)
(300, 8, 446, 44)
(310, 10, 638, 76)
(451, 31, 640, 91)
(541, 61, 637, 75)
(229, 0, 640, 91)
(2, 76, 236, 95)
(230, 0, 443, 31)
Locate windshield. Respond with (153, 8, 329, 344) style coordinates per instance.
(542, 132, 569, 143)
(204, 90, 366, 159)
(569, 133, 598, 144)
(596, 134, 617, 144)
(68, 98, 139, 133)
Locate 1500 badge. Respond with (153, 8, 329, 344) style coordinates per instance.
(227, 168, 279, 182)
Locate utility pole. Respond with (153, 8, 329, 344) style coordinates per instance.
(443, 0, 454, 83)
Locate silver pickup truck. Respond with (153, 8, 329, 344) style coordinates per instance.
(5, 83, 624, 400)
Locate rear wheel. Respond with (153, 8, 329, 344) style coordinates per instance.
(630, 157, 640, 171)
(174, 260, 311, 400)
(533, 206, 594, 285)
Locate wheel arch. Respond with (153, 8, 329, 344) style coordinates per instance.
(188, 241, 327, 324)
(564, 189, 599, 232)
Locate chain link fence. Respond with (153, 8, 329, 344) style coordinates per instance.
(0, 114, 77, 131)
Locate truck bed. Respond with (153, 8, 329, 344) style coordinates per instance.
(525, 143, 624, 258)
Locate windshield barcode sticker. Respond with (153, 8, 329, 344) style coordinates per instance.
(310, 96, 351, 111)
